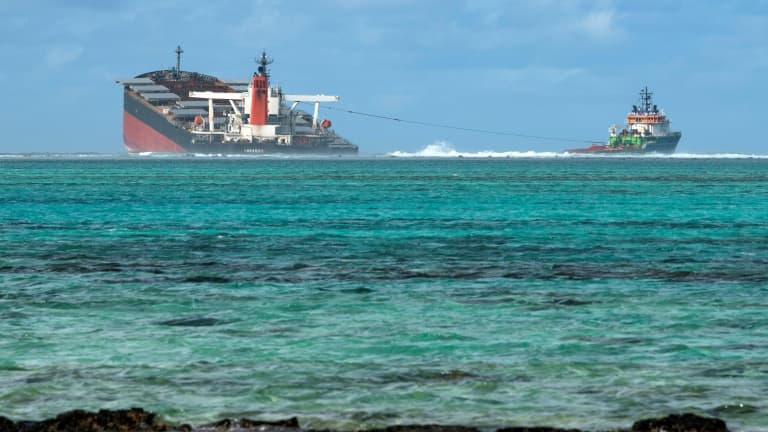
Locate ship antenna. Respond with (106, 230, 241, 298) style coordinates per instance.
(175, 45, 184, 80)
(256, 50, 273, 79)
(640, 86, 653, 113)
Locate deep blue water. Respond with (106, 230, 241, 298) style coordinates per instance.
(1, 157, 766, 431)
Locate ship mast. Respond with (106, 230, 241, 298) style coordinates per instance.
(174, 45, 184, 80)
(256, 50, 273, 79)
(640, 86, 653, 113)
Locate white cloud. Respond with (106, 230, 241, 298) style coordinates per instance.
(355, 23, 385, 45)
(480, 66, 587, 89)
(368, 92, 416, 112)
(329, 0, 415, 9)
(405, 65, 592, 95)
(230, 2, 300, 48)
(458, 0, 622, 45)
(577, 9, 618, 40)
(45, 45, 84, 68)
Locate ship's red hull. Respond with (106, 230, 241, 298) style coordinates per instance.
(122, 91, 357, 155)
(123, 110, 186, 153)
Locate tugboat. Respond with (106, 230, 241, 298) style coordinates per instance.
(567, 87, 681, 154)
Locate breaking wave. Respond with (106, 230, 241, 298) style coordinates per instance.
(1, 147, 767, 160)
(0, 153, 117, 159)
(643, 153, 768, 159)
(387, 142, 768, 159)
(387, 142, 563, 158)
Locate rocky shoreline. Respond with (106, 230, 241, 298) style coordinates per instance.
(0, 409, 731, 432)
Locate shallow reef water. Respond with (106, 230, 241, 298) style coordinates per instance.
(0, 157, 766, 431)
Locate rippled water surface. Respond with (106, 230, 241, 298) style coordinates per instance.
(1, 157, 767, 431)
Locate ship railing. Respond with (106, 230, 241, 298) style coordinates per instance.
(190, 130, 226, 135)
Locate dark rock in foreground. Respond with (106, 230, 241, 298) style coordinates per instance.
(632, 413, 729, 432)
(365, 426, 480, 432)
(0, 408, 169, 432)
(497, 427, 583, 432)
(197, 417, 300, 432)
(0, 409, 731, 432)
(0, 418, 15, 432)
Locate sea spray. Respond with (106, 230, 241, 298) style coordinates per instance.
(387, 142, 768, 159)
(387, 141, 564, 158)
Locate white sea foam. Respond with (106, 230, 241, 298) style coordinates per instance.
(644, 152, 768, 159)
(0, 153, 117, 159)
(0, 147, 766, 160)
(131, 152, 186, 158)
(387, 142, 768, 159)
(223, 153, 321, 159)
(388, 142, 563, 158)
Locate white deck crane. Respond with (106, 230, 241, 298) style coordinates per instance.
(283, 94, 339, 128)
(188, 91, 339, 135)
(188, 91, 247, 133)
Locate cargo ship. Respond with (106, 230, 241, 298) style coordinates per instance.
(567, 87, 681, 154)
(116, 47, 357, 155)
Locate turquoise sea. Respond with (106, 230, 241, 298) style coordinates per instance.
(1, 156, 767, 431)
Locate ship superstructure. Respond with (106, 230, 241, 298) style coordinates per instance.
(567, 87, 681, 154)
(116, 47, 357, 154)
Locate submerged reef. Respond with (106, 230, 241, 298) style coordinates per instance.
(0, 409, 730, 432)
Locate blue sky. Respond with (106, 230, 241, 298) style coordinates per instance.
(1, 0, 766, 154)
